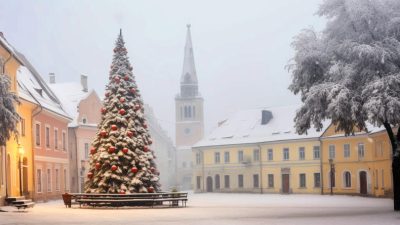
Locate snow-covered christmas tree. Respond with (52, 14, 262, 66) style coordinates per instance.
(85, 30, 160, 194)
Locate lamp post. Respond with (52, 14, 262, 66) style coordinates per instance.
(18, 144, 25, 196)
(329, 158, 335, 195)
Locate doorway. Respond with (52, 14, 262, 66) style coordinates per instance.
(22, 157, 29, 196)
(359, 171, 367, 195)
(206, 176, 213, 192)
(282, 174, 290, 194)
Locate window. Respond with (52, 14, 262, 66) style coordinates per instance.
(267, 149, 273, 161)
(82, 117, 87, 124)
(55, 169, 60, 191)
(329, 145, 335, 159)
(299, 147, 305, 160)
(299, 173, 306, 188)
(238, 150, 244, 162)
(224, 175, 230, 188)
(45, 126, 50, 148)
(196, 176, 201, 189)
(375, 169, 378, 189)
(344, 171, 351, 187)
(344, 144, 350, 158)
(37, 169, 42, 193)
(20, 118, 26, 136)
(214, 152, 220, 164)
(35, 123, 41, 146)
(238, 174, 244, 188)
(375, 141, 383, 157)
(47, 169, 52, 192)
(84, 143, 89, 159)
(253, 174, 259, 188)
(253, 149, 260, 162)
(358, 143, 365, 160)
(381, 169, 385, 188)
(215, 175, 220, 189)
(64, 169, 68, 191)
(314, 173, 321, 187)
(313, 146, 320, 159)
(268, 174, 274, 188)
(224, 152, 230, 163)
(62, 131, 66, 151)
(283, 148, 289, 160)
(196, 152, 201, 165)
(54, 129, 58, 149)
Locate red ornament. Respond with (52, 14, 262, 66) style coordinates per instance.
(119, 109, 126, 115)
(114, 76, 120, 84)
(134, 104, 140, 111)
(143, 146, 149, 152)
(100, 130, 107, 137)
(95, 162, 101, 170)
(101, 108, 106, 114)
(124, 75, 129, 81)
(147, 187, 154, 193)
(122, 147, 128, 154)
(108, 146, 116, 153)
(87, 172, 93, 179)
(131, 167, 138, 173)
(111, 125, 118, 131)
(90, 147, 96, 154)
(150, 167, 156, 173)
(119, 190, 126, 194)
(119, 97, 125, 103)
(126, 131, 134, 137)
(143, 123, 148, 129)
(130, 88, 136, 94)
(111, 165, 118, 171)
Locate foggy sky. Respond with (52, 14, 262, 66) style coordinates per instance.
(0, 0, 326, 141)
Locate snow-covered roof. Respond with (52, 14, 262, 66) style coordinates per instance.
(193, 105, 329, 148)
(49, 82, 95, 127)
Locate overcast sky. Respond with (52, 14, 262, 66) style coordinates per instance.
(0, 0, 326, 141)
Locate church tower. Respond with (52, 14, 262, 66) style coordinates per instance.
(175, 24, 204, 190)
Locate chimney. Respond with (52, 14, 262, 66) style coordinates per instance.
(49, 72, 56, 84)
(261, 110, 273, 125)
(81, 74, 88, 92)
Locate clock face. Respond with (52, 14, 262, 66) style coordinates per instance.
(184, 127, 191, 135)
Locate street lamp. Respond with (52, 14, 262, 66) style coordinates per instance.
(18, 144, 25, 196)
(329, 158, 335, 195)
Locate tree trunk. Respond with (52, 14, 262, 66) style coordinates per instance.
(382, 122, 400, 211)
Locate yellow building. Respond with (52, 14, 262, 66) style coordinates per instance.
(321, 124, 393, 197)
(0, 33, 35, 205)
(192, 106, 328, 194)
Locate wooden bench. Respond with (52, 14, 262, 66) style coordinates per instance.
(62, 192, 188, 208)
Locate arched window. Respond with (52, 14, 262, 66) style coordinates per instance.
(344, 171, 351, 187)
(215, 174, 220, 189)
(188, 106, 192, 118)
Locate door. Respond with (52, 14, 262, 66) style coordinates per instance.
(359, 171, 367, 195)
(206, 176, 213, 192)
(282, 174, 290, 194)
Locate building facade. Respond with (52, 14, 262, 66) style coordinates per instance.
(321, 124, 393, 197)
(175, 25, 204, 190)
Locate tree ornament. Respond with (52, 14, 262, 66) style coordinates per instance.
(150, 167, 156, 173)
(143, 123, 148, 129)
(131, 167, 138, 173)
(122, 147, 129, 154)
(119, 109, 126, 115)
(95, 162, 101, 170)
(143, 146, 149, 152)
(119, 97, 125, 103)
(111, 125, 118, 131)
(124, 75, 130, 81)
(119, 190, 126, 194)
(147, 187, 154, 193)
(101, 108, 106, 114)
(87, 172, 93, 179)
(126, 130, 134, 137)
(111, 165, 118, 171)
(148, 139, 153, 145)
(130, 88, 136, 94)
(90, 147, 96, 154)
(114, 76, 120, 83)
(108, 146, 116, 153)
(100, 130, 107, 137)
(134, 104, 140, 111)
(105, 92, 110, 97)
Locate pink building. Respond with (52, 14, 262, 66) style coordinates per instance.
(49, 75, 102, 193)
(16, 53, 72, 201)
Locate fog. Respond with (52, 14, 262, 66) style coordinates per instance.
(0, 0, 326, 140)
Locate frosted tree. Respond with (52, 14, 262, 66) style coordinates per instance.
(0, 73, 20, 146)
(287, 0, 400, 210)
(85, 30, 160, 194)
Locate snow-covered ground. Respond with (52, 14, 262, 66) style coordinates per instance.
(0, 193, 399, 225)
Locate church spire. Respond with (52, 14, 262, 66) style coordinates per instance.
(181, 24, 198, 84)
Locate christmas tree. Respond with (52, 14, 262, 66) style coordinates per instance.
(85, 30, 160, 194)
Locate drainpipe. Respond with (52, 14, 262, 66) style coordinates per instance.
(320, 138, 324, 195)
(2, 51, 13, 198)
(257, 144, 263, 194)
